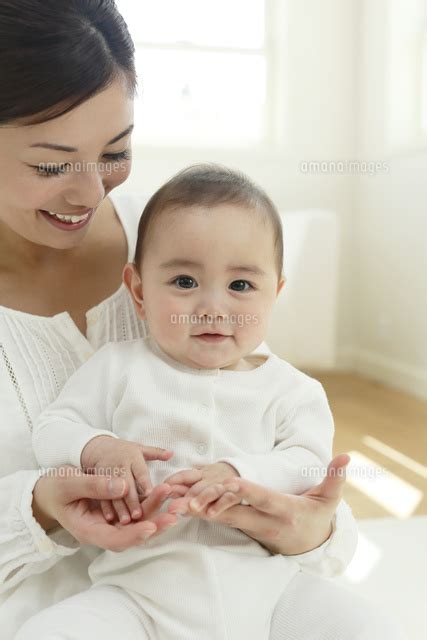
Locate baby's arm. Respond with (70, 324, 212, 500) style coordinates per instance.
(217, 378, 334, 496)
(33, 344, 172, 523)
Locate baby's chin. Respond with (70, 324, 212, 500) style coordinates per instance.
(177, 346, 243, 371)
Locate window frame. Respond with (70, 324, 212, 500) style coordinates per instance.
(116, 0, 283, 151)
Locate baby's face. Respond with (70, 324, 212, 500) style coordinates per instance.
(129, 204, 284, 370)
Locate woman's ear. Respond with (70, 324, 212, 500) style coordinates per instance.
(123, 262, 145, 320)
(276, 275, 286, 297)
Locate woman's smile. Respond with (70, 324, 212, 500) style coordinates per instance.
(38, 207, 95, 231)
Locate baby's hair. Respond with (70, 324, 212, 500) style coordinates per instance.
(134, 164, 284, 279)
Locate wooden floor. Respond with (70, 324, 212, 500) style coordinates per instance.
(307, 372, 427, 519)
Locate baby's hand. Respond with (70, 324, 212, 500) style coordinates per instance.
(164, 462, 239, 515)
(81, 435, 173, 524)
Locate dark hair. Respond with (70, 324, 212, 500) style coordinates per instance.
(0, 0, 136, 125)
(134, 164, 284, 279)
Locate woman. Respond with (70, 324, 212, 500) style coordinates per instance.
(0, 1, 403, 638)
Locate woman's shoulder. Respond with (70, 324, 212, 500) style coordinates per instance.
(108, 190, 149, 229)
(107, 190, 149, 260)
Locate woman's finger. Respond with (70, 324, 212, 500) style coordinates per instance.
(185, 480, 209, 499)
(140, 445, 174, 461)
(82, 520, 159, 551)
(211, 503, 277, 539)
(221, 478, 289, 516)
(60, 468, 128, 502)
(305, 454, 350, 502)
(139, 483, 172, 519)
(206, 491, 241, 517)
(167, 496, 191, 515)
(188, 483, 225, 512)
(168, 484, 189, 498)
(164, 469, 203, 486)
(146, 512, 178, 533)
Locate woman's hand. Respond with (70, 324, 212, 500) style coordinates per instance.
(168, 454, 350, 555)
(32, 467, 177, 552)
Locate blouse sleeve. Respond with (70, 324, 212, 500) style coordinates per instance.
(288, 499, 358, 577)
(0, 470, 78, 594)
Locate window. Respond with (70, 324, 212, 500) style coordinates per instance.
(116, 0, 276, 148)
(387, 0, 427, 148)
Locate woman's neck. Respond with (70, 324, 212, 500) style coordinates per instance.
(0, 219, 80, 273)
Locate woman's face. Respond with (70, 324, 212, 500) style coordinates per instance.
(0, 76, 134, 250)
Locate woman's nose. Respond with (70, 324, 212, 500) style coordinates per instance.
(65, 165, 106, 209)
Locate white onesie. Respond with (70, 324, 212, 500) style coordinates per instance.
(32, 335, 335, 640)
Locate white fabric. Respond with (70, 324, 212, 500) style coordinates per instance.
(0, 192, 357, 638)
(34, 335, 335, 491)
(32, 335, 353, 639)
(15, 573, 407, 640)
(0, 192, 146, 636)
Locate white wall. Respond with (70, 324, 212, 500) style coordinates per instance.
(118, 0, 359, 362)
(348, 0, 427, 399)
(117, 0, 427, 398)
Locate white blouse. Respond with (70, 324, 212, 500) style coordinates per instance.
(0, 192, 357, 637)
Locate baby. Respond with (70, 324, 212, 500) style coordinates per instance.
(27, 165, 335, 640)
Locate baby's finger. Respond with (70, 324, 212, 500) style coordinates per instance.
(167, 496, 191, 516)
(140, 445, 174, 462)
(112, 498, 132, 524)
(101, 499, 116, 522)
(188, 484, 225, 513)
(163, 468, 203, 486)
(205, 491, 241, 518)
(131, 458, 153, 497)
(123, 474, 143, 520)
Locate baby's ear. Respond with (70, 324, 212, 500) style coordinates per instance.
(123, 262, 145, 319)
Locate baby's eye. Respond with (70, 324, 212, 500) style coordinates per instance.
(173, 275, 198, 289)
(229, 280, 253, 292)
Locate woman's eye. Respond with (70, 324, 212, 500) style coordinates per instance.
(35, 163, 70, 178)
(33, 149, 131, 179)
(173, 276, 197, 289)
(103, 149, 132, 162)
(229, 280, 252, 292)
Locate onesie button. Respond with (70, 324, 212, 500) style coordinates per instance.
(196, 443, 207, 454)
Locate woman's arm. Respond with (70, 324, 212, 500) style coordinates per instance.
(169, 454, 357, 577)
(212, 454, 357, 575)
(0, 470, 78, 594)
(0, 468, 177, 594)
